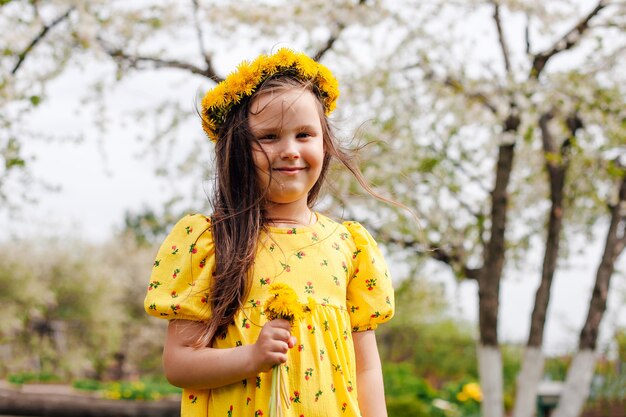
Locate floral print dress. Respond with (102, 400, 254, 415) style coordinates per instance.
(144, 212, 394, 417)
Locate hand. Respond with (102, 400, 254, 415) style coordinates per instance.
(251, 319, 297, 373)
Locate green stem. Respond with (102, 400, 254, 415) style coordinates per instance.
(269, 365, 279, 417)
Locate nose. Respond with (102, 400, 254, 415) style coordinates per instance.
(279, 138, 300, 160)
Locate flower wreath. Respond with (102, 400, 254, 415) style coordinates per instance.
(201, 48, 340, 142)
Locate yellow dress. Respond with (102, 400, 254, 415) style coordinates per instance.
(144, 212, 394, 417)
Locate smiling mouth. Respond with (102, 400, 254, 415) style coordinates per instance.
(274, 167, 306, 173)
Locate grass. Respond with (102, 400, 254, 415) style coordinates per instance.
(72, 377, 182, 401)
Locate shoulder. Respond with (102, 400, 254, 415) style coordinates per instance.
(145, 214, 215, 321)
(162, 213, 213, 246)
(341, 219, 380, 248)
(154, 214, 214, 265)
(169, 213, 212, 237)
(314, 213, 380, 246)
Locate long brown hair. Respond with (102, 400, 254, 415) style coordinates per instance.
(198, 74, 387, 346)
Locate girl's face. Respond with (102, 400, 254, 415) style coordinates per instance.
(248, 88, 325, 208)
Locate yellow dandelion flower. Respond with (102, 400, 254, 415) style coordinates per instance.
(201, 116, 215, 130)
(325, 100, 337, 115)
(228, 73, 249, 95)
(463, 382, 483, 402)
(263, 61, 280, 77)
(273, 48, 296, 67)
(235, 62, 260, 95)
(203, 84, 226, 109)
(224, 88, 240, 104)
(296, 56, 318, 78)
(264, 283, 303, 324)
(317, 65, 333, 82)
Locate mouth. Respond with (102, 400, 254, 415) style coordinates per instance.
(273, 167, 306, 174)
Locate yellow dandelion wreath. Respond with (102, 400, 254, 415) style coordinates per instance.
(200, 48, 340, 142)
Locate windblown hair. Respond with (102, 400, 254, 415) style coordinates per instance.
(197, 74, 384, 346)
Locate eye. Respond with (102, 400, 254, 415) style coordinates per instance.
(258, 134, 278, 141)
(296, 131, 312, 139)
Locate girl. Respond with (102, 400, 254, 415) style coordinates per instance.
(144, 48, 394, 417)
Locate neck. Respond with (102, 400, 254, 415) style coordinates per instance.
(263, 200, 314, 227)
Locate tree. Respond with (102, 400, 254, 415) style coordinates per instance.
(330, 2, 624, 416)
(2, 1, 625, 416)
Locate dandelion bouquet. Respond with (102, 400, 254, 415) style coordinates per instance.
(264, 283, 303, 417)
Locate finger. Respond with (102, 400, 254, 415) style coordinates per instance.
(272, 339, 290, 354)
(266, 326, 292, 343)
(287, 336, 297, 349)
(269, 318, 292, 330)
(275, 351, 289, 364)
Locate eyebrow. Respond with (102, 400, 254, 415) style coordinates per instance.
(252, 124, 320, 135)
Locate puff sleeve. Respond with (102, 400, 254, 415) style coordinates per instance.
(343, 221, 395, 332)
(144, 214, 215, 321)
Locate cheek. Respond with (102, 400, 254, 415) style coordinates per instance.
(251, 147, 270, 172)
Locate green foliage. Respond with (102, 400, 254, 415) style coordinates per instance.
(7, 371, 62, 385)
(384, 363, 439, 401)
(383, 363, 489, 417)
(383, 364, 447, 417)
(500, 345, 523, 396)
(379, 276, 479, 383)
(386, 396, 434, 417)
(544, 355, 571, 381)
(2, 138, 25, 170)
(72, 378, 105, 391)
(410, 320, 478, 382)
(439, 380, 482, 417)
(73, 377, 182, 401)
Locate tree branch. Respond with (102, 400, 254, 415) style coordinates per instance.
(528, 110, 579, 348)
(614, 169, 626, 254)
(372, 228, 481, 280)
(443, 75, 499, 115)
(402, 60, 500, 115)
(12, 7, 74, 74)
(492, 1, 512, 75)
(313, 22, 345, 62)
(99, 39, 222, 82)
(530, 0, 609, 79)
(525, 13, 532, 55)
(579, 170, 626, 350)
(429, 243, 481, 280)
(191, 0, 213, 71)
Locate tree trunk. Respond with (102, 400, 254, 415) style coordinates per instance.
(478, 344, 505, 417)
(513, 347, 545, 417)
(514, 111, 573, 417)
(553, 174, 626, 417)
(552, 349, 596, 417)
(478, 134, 517, 417)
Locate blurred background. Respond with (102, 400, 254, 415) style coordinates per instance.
(0, 1, 624, 416)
